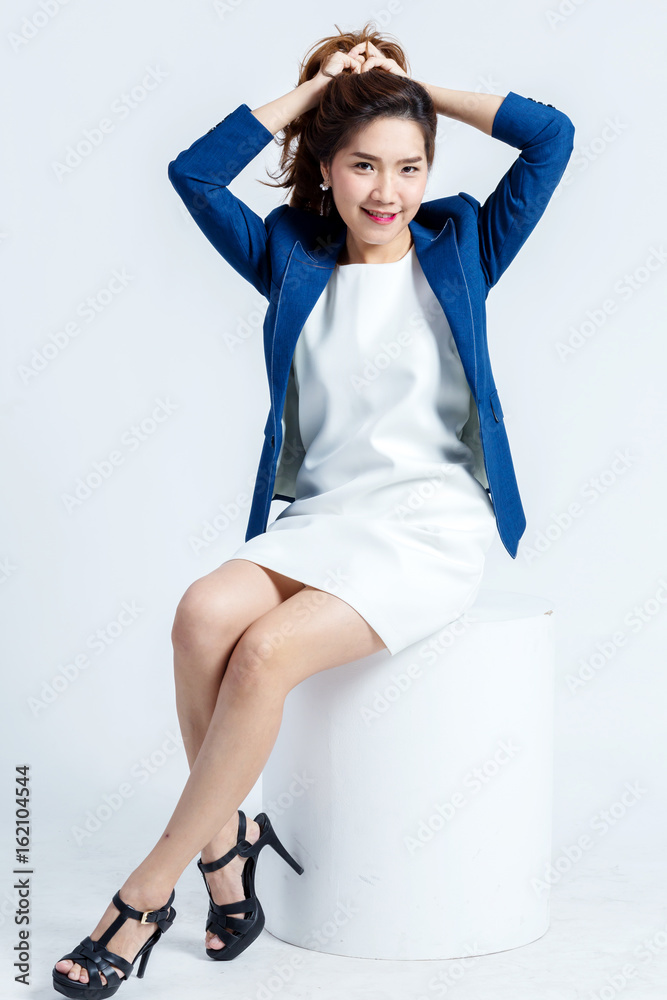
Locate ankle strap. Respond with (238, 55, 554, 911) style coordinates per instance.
(111, 888, 175, 931)
(197, 809, 253, 873)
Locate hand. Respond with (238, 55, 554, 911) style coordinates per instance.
(314, 48, 365, 87)
(313, 41, 409, 90)
(349, 39, 409, 78)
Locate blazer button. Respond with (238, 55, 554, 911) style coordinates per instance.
(270, 435, 275, 446)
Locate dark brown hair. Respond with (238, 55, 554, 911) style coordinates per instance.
(259, 21, 437, 222)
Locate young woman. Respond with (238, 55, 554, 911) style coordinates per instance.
(52, 23, 574, 997)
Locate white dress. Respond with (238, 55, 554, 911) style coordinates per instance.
(228, 244, 497, 655)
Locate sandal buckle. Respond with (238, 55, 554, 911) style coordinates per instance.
(140, 909, 155, 924)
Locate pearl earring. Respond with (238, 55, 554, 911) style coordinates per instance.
(320, 182, 329, 191)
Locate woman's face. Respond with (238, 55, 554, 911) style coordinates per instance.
(322, 116, 429, 254)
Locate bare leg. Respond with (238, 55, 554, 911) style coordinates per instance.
(172, 559, 306, 952)
(55, 565, 386, 985)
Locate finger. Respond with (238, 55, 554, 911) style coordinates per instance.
(351, 41, 375, 60)
(359, 55, 382, 71)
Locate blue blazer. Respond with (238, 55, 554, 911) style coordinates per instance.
(168, 91, 574, 558)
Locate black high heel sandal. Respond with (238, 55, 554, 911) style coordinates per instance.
(52, 888, 176, 999)
(198, 808, 304, 961)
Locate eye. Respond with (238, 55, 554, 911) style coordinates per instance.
(352, 162, 419, 174)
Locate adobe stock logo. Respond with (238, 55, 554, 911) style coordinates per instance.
(18, 269, 133, 384)
(8, 0, 73, 53)
(51, 66, 169, 180)
(61, 397, 179, 513)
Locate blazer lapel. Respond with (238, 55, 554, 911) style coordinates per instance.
(268, 233, 345, 412)
(408, 216, 479, 396)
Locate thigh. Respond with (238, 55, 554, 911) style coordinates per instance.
(230, 584, 388, 692)
(172, 557, 307, 653)
(210, 557, 307, 613)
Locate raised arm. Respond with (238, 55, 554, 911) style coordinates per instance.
(413, 83, 505, 135)
(167, 49, 365, 298)
(168, 104, 281, 299)
(417, 85, 575, 290)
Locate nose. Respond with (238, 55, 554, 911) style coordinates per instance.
(371, 173, 397, 205)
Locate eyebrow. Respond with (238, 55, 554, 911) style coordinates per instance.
(348, 151, 424, 164)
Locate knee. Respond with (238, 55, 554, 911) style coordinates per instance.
(224, 625, 288, 694)
(171, 578, 230, 658)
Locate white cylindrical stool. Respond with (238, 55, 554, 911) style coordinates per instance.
(258, 589, 555, 960)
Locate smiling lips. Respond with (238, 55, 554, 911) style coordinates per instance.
(362, 207, 399, 223)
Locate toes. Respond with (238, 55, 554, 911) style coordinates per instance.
(55, 959, 106, 986)
(77, 967, 107, 986)
(207, 933, 224, 949)
(80, 968, 109, 985)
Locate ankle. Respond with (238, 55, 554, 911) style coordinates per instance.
(118, 877, 174, 912)
(201, 815, 259, 865)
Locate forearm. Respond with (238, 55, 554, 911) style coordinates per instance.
(250, 76, 328, 135)
(414, 83, 506, 136)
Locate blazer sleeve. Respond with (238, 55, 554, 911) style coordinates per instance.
(167, 103, 280, 299)
(459, 91, 575, 292)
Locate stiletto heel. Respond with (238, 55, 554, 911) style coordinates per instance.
(258, 812, 305, 874)
(198, 808, 304, 961)
(52, 888, 176, 998)
(134, 943, 152, 980)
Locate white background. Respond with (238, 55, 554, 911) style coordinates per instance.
(2, 1, 666, 997)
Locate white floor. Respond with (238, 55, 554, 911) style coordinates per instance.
(20, 832, 667, 999)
